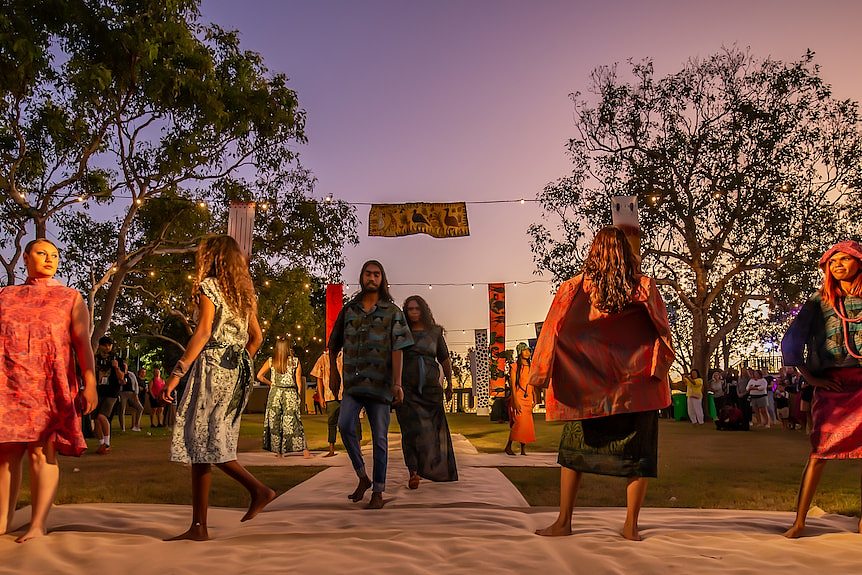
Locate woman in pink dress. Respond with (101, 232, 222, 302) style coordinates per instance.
(0, 239, 97, 542)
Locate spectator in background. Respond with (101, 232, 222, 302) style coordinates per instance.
(118, 364, 144, 432)
(746, 369, 770, 428)
(683, 369, 704, 425)
(774, 382, 792, 430)
(94, 337, 123, 454)
(709, 370, 727, 410)
(149, 368, 166, 428)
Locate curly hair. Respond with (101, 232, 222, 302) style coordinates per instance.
(192, 235, 256, 317)
(581, 226, 640, 314)
(402, 294, 439, 328)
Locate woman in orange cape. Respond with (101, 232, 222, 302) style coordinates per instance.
(530, 227, 674, 541)
(505, 344, 536, 456)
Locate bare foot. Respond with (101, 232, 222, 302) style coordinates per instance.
(323, 451, 337, 458)
(241, 487, 277, 522)
(535, 521, 572, 536)
(408, 474, 420, 490)
(783, 524, 806, 539)
(165, 523, 209, 541)
(348, 476, 372, 502)
(303, 450, 312, 459)
(520, 451, 527, 456)
(621, 524, 642, 541)
(366, 492, 385, 509)
(504, 448, 516, 456)
(15, 526, 47, 543)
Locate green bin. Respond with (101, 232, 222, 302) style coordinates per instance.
(671, 393, 687, 421)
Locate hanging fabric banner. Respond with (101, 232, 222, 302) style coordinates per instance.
(227, 201, 256, 258)
(368, 202, 469, 238)
(325, 284, 344, 346)
(534, 321, 544, 338)
(472, 329, 490, 415)
(488, 283, 506, 398)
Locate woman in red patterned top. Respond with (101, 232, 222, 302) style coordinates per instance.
(0, 239, 97, 542)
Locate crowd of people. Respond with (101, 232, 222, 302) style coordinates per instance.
(1, 230, 861, 545)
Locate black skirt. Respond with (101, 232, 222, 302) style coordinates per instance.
(557, 411, 658, 478)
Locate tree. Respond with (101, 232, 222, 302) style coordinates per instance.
(1, 1, 358, 345)
(530, 48, 862, 377)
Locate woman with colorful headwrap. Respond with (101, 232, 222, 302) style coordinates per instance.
(505, 343, 535, 456)
(529, 227, 674, 541)
(781, 240, 862, 538)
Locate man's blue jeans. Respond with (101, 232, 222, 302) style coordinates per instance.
(338, 394, 391, 493)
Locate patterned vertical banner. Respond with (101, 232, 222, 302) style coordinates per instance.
(473, 329, 490, 415)
(611, 195, 640, 257)
(488, 283, 506, 398)
(227, 201, 256, 259)
(325, 284, 344, 345)
(534, 322, 544, 338)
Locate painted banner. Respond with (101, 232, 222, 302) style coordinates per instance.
(472, 329, 490, 415)
(488, 283, 506, 398)
(227, 201, 256, 258)
(325, 284, 344, 346)
(534, 321, 544, 338)
(611, 195, 640, 256)
(368, 202, 469, 238)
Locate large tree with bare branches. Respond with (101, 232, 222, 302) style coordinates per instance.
(530, 48, 862, 376)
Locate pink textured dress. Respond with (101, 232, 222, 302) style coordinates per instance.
(0, 277, 87, 456)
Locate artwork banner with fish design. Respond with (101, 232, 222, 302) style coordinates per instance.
(368, 202, 469, 238)
(488, 283, 506, 398)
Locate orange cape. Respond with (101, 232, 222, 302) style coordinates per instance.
(528, 274, 674, 421)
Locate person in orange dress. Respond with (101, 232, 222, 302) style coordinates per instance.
(529, 227, 674, 541)
(0, 239, 98, 543)
(505, 344, 536, 455)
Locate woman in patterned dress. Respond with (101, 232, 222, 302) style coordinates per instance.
(781, 240, 862, 538)
(257, 339, 311, 458)
(162, 235, 275, 541)
(0, 239, 98, 543)
(529, 227, 674, 541)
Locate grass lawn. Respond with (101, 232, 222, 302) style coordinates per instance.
(14, 412, 862, 517)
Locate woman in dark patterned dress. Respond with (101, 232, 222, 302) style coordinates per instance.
(395, 295, 458, 489)
(257, 339, 311, 458)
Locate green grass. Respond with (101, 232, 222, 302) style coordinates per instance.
(14, 412, 862, 516)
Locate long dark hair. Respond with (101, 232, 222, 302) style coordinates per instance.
(581, 226, 640, 313)
(402, 295, 439, 328)
(359, 259, 393, 303)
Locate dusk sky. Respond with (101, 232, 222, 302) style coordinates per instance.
(201, 0, 862, 352)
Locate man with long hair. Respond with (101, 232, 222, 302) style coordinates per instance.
(329, 260, 413, 509)
(529, 227, 674, 540)
(781, 240, 862, 538)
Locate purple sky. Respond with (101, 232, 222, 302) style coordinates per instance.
(201, 0, 862, 352)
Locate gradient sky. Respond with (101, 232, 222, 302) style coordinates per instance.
(200, 0, 862, 352)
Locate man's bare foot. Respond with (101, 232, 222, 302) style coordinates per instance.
(621, 523, 642, 541)
(323, 451, 337, 458)
(348, 476, 372, 502)
(15, 526, 47, 543)
(783, 524, 806, 539)
(535, 521, 572, 536)
(241, 487, 277, 522)
(165, 523, 209, 541)
(366, 492, 385, 509)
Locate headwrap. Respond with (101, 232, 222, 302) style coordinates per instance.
(819, 240, 862, 270)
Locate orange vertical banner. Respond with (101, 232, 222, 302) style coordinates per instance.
(488, 283, 506, 398)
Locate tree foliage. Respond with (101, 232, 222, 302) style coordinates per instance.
(530, 48, 862, 375)
(1, 0, 358, 354)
